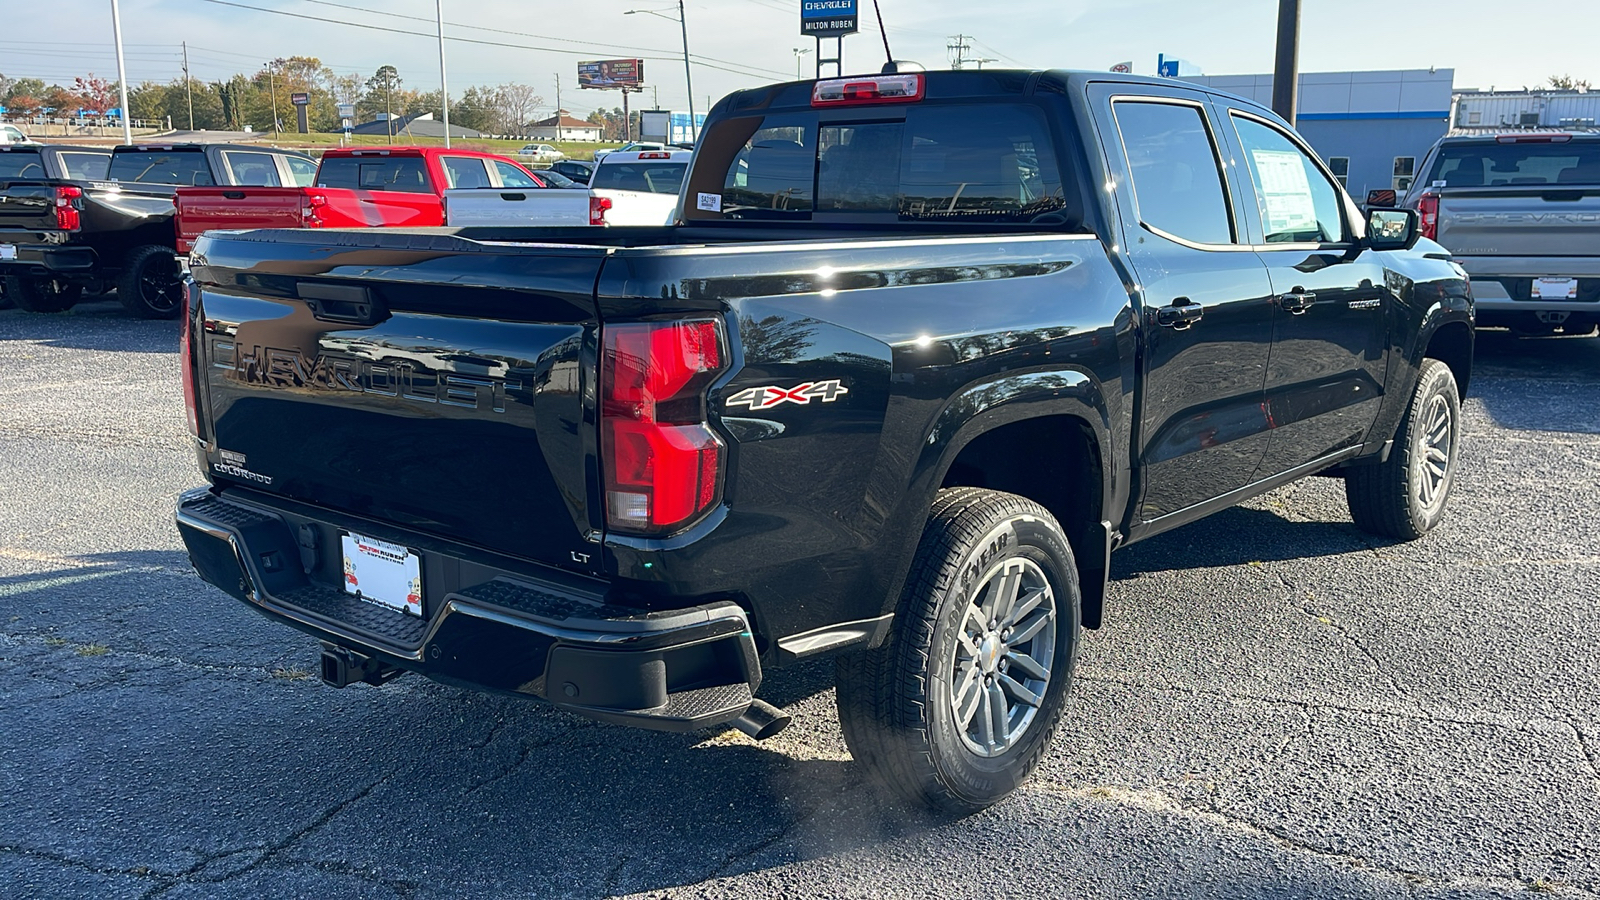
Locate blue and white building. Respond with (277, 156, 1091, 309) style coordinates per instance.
(1183, 69, 1455, 199)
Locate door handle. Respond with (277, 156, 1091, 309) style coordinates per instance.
(1155, 299, 1204, 330)
(1279, 287, 1317, 315)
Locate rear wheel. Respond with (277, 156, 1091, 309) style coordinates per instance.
(1345, 358, 1461, 540)
(835, 488, 1080, 813)
(4, 275, 81, 313)
(117, 244, 183, 320)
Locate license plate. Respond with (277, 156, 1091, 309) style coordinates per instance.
(340, 532, 423, 617)
(0, 244, 15, 260)
(1532, 277, 1578, 300)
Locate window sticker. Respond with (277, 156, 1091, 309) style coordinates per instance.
(1251, 149, 1319, 237)
(696, 192, 723, 212)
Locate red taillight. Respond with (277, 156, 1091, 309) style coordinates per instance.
(301, 191, 328, 228)
(811, 73, 924, 107)
(1496, 133, 1571, 144)
(53, 185, 82, 231)
(1417, 191, 1439, 241)
(589, 195, 612, 226)
(180, 281, 199, 437)
(601, 320, 725, 533)
(638, 151, 671, 159)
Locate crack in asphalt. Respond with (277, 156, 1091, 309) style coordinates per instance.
(1260, 565, 1410, 702)
(1570, 719, 1600, 796)
(463, 723, 602, 796)
(0, 844, 167, 883)
(0, 632, 305, 684)
(1034, 782, 1600, 899)
(137, 777, 389, 898)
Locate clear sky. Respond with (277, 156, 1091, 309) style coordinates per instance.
(2, 0, 1594, 118)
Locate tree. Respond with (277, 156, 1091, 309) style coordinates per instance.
(72, 75, 117, 117)
(43, 85, 84, 118)
(491, 82, 542, 135)
(1547, 74, 1593, 91)
(2, 78, 46, 106)
(450, 86, 499, 134)
(6, 94, 41, 119)
(361, 65, 402, 123)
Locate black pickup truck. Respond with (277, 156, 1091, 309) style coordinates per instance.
(0, 144, 111, 310)
(175, 69, 1473, 811)
(0, 142, 315, 317)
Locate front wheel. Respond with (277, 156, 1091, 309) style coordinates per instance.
(835, 487, 1080, 813)
(117, 244, 183, 320)
(1345, 358, 1461, 540)
(4, 275, 81, 313)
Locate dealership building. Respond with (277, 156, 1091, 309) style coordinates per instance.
(1182, 68, 1455, 199)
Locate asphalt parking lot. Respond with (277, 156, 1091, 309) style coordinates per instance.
(3, 300, 1598, 900)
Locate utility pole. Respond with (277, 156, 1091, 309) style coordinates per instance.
(652, 85, 659, 108)
(268, 66, 279, 137)
(385, 79, 393, 145)
(554, 75, 562, 142)
(109, 0, 132, 144)
(435, 0, 451, 148)
(679, 0, 696, 142)
(182, 41, 195, 130)
(1271, 0, 1301, 125)
(947, 34, 973, 70)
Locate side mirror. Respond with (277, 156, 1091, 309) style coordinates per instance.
(1366, 208, 1420, 251)
(1366, 189, 1397, 208)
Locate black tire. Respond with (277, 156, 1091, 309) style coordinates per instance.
(1345, 358, 1461, 540)
(4, 275, 81, 313)
(117, 244, 183, 320)
(0, 279, 12, 310)
(835, 487, 1080, 813)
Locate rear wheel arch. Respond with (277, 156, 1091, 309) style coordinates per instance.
(1423, 320, 1472, 399)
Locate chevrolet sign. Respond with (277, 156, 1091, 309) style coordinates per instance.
(801, 0, 857, 37)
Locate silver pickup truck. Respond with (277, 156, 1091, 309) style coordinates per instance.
(1400, 132, 1600, 336)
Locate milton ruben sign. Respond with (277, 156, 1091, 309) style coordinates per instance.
(801, 0, 858, 36)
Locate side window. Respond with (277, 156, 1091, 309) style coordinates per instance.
(1231, 115, 1346, 244)
(492, 160, 539, 188)
(285, 156, 318, 187)
(222, 151, 283, 186)
(1327, 157, 1349, 188)
(1112, 100, 1235, 246)
(442, 156, 490, 189)
(1392, 156, 1416, 192)
(723, 120, 814, 217)
(59, 152, 111, 181)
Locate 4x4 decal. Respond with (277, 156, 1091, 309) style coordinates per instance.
(725, 379, 849, 411)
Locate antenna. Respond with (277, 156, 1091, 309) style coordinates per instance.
(872, 0, 893, 65)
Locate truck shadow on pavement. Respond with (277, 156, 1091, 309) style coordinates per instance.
(1468, 330, 1600, 434)
(1110, 503, 1379, 579)
(0, 299, 179, 354)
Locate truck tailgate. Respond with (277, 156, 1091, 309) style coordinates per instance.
(443, 187, 594, 226)
(176, 187, 307, 253)
(0, 182, 62, 233)
(1435, 187, 1600, 258)
(189, 229, 608, 572)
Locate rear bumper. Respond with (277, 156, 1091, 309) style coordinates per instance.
(175, 488, 763, 732)
(1456, 257, 1600, 312)
(0, 240, 97, 275)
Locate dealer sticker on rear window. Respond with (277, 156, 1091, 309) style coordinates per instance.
(696, 192, 722, 212)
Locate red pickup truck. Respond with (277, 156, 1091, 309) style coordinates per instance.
(175, 146, 549, 252)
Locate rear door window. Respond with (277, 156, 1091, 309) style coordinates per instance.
(315, 156, 432, 193)
(284, 155, 318, 187)
(442, 156, 491, 189)
(1428, 141, 1600, 186)
(108, 150, 215, 186)
(492, 160, 540, 188)
(221, 150, 283, 186)
(58, 152, 111, 181)
(688, 103, 1067, 224)
(1110, 100, 1234, 246)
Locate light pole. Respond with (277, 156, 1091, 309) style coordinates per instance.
(625, 4, 696, 143)
(436, 0, 451, 148)
(793, 47, 812, 80)
(109, 0, 132, 144)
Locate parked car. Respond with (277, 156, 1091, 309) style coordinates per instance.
(1, 124, 33, 145)
(175, 147, 547, 255)
(1397, 131, 1600, 336)
(176, 68, 1472, 814)
(529, 168, 581, 188)
(518, 144, 565, 163)
(547, 159, 595, 184)
(592, 141, 667, 162)
(443, 149, 689, 227)
(0, 142, 314, 317)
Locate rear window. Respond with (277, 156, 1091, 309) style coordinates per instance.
(687, 103, 1069, 224)
(58, 152, 110, 181)
(315, 156, 432, 193)
(108, 150, 215, 186)
(1428, 141, 1600, 187)
(0, 151, 47, 180)
(592, 160, 688, 194)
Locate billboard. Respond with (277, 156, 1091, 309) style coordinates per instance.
(800, 0, 857, 37)
(578, 59, 645, 90)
